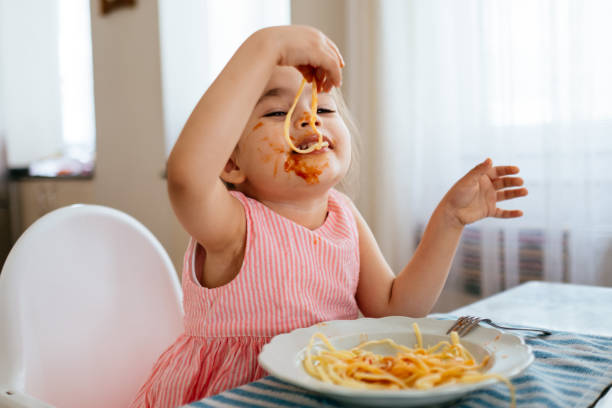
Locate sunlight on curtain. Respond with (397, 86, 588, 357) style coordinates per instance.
(377, 0, 612, 310)
(58, 0, 95, 164)
(0, 0, 95, 169)
(158, 0, 290, 155)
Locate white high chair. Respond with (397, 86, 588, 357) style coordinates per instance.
(0, 204, 184, 408)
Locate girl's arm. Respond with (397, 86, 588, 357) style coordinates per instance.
(354, 159, 527, 317)
(353, 200, 462, 318)
(167, 26, 343, 255)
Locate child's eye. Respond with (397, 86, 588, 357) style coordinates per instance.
(317, 108, 336, 114)
(263, 111, 286, 117)
(263, 109, 335, 118)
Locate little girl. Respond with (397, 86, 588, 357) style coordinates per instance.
(130, 25, 527, 408)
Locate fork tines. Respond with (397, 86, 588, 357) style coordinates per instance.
(446, 315, 483, 337)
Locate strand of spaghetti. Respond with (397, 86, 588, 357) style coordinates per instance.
(309, 80, 325, 142)
(450, 331, 460, 345)
(413, 322, 423, 348)
(312, 332, 337, 350)
(283, 77, 328, 154)
(351, 338, 412, 353)
(303, 331, 320, 376)
(427, 341, 451, 353)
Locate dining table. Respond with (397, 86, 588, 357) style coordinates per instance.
(184, 281, 612, 408)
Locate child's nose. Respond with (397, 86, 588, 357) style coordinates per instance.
(298, 116, 320, 128)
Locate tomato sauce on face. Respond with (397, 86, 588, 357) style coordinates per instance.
(299, 111, 309, 124)
(256, 125, 327, 183)
(256, 136, 287, 177)
(284, 153, 328, 184)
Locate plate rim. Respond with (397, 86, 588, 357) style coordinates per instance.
(258, 316, 534, 400)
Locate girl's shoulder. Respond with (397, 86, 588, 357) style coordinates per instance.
(328, 188, 359, 221)
(329, 188, 354, 206)
(227, 189, 249, 204)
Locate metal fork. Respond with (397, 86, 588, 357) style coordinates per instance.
(446, 315, 552, 337)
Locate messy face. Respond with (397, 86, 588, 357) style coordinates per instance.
(231, 66, 351, 200)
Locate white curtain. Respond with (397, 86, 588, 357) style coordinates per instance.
(0, 0, 94, 168)
(350, 0, 612, 310)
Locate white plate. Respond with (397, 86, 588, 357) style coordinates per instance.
(258, 316, 534, 407)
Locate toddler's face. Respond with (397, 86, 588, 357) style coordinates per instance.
(230, 66, 351, 200)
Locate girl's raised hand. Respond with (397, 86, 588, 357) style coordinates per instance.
(442, 158, 528, 227)
(255, 25, 344, 92)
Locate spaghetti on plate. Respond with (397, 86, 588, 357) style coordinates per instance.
(303, 323, 515, 406)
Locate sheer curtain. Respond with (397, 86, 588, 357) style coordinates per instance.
(357, 0, 612, 310)
(0, 0, 95, 169)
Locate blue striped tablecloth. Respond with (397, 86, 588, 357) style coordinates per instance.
(186, 327, 612, 408)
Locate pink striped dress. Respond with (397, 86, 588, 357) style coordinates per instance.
(129, 189, 360, 408)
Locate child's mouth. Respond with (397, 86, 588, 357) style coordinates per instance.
(297, 141, 327, 151)
(295, 135, 333, 152)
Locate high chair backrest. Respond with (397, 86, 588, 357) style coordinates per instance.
(0, 204, 184, 408)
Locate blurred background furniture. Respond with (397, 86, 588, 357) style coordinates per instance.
(0, 204, 184, 408)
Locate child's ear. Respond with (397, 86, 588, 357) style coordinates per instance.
(220, 156, 246, 185)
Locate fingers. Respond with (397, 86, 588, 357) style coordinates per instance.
(490, 165, 520, 178)
(467, 158, 526, 220)
(298, 63, 340, 93)
(493, 208, 524, 218)
(280, 27, 344, 92)
(318, 37, 343, 91)
(320, 46, 343, 91)
(302, 34, 343, 92)
(471, 158, 521, 179)
(297, 65, 314, 82)
(493, 187, 527, 218)
(326, 38, 345, 68)
(471, 158, 493, 175)
(315, 67, 325, 92)
(492, 177, 523, 190)
(496, 188, 528, 201)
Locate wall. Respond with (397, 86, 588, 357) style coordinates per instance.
(88, 0, 188, 273)
(290, 0, 347, 61)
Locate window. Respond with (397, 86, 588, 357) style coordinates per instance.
(370, 0, 612, 303)
(0, 0, 95, 176)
